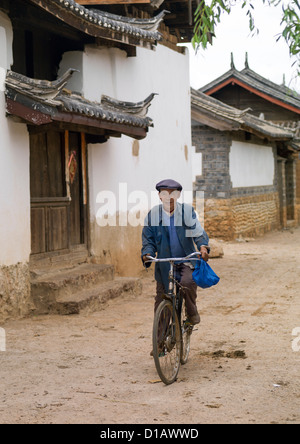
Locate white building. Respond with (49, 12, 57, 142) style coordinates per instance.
(191, 88, 299, 240)
(0, 0, 194, 320)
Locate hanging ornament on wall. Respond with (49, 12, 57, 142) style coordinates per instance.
(68, 150, 77, 185)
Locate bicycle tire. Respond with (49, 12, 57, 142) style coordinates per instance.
(152, 299, 181, 385)
(180, 298, 192, 365)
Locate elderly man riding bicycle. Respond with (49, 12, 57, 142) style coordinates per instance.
(141, 179, 210, 326)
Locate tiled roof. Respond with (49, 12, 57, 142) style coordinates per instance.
(59, 91, 155, 128)
(200, 66, 300, 113)
(191, 88, 297, 142)
(5, 70, 155, 138)
(27, 0, 166, 49)
(272, 120, 300, 139)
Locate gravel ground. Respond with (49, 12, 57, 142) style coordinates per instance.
(1, 228, 300, 424)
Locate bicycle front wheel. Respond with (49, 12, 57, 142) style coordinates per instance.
(152, 299, 181, 385)
(180, 298, 193, 365)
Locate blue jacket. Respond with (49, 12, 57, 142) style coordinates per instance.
(141, 203, 209, 292)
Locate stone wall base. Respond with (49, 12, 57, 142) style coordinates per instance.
(0, 263, 34, 323)
(204, 193, 280, 240)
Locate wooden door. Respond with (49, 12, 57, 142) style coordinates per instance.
(30, 129, 87, 256)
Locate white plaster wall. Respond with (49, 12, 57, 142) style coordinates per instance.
(60, 44, 192, 209)
(58, 51, 83, 93)
(84, 45, 192, 212)
(192, 146, 202, 182)
(60, 43, 192, 270)
(230, 141, 275, 188)
(0, 12, 31, 266)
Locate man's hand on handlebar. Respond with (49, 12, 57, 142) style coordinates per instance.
(142, 254, 150, 263)
(200, 246, 209, 262)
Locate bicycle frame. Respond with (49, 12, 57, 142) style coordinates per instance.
(146, 252, 202, 290)
(167, 261, 178, 342)
(145, 252, 202, 384)
(146, 252, 202, 340)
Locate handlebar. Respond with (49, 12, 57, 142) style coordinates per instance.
(144, 252, 202, 264)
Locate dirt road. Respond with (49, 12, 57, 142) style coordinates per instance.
(1, 228, 300, 424)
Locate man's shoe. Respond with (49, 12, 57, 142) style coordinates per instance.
(188, 313, 200, 325)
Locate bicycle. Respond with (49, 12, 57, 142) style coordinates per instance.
(145, 252, 202, 385)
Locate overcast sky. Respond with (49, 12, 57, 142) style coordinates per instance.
(185, 1, 300, 93)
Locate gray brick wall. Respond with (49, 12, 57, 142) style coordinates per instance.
(192, 124, 277, 199)
(192, 125, 232, 199)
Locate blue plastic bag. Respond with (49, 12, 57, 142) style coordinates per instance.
(192, 259, 220, 289)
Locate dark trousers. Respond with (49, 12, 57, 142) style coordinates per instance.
(155, 264, 198, 317)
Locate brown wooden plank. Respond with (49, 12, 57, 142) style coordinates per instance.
(30, 130, 65, 199)
(6, 98, 52, 125)
(46, 131, 64, 198)
(48, 206, 69, 251)
(30, 132, 46, 198)
(31, 207, 46, 254)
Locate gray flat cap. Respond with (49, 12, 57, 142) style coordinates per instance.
(156, 179, 183, 192)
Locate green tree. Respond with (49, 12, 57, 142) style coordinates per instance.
(193, 0, 300, 74)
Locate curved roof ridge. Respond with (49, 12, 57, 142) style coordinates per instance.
(199, 65, 300, 112)
(27, 0, 165, 48)
(5, 70, 155, 132)
(191, 87, 295, 140)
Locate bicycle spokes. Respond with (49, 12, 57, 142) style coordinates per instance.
(180, 299, 193, 365)
(152, 300, 181, 385)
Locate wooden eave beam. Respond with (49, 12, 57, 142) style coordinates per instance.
(9, 0, 90, 43)
(191, 106, 239, 132)
(27, 0, 156, 50)
(191, 105, 294, 141)
(53, 111, 147, 139)
(6, 97, 148, 140)
(241, 124, 293, 142)
(95, 37, 136, 57)
(6, 97, 53, 125)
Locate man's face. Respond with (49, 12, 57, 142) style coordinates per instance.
(159, 188, 181, 213)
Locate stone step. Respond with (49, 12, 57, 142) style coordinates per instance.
(55, 277, 143, 315)
(30, 249, 89, 274)
(286, 219, 297, 229)
(31, 263, 115, 314)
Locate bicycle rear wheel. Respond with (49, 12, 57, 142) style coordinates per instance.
(152, 299, 181, 385)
